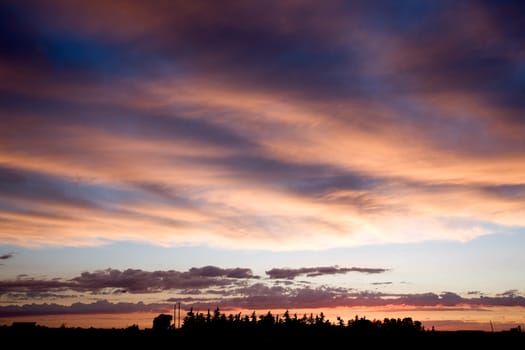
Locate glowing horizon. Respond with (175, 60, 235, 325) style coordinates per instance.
(2, 305, 523, 333)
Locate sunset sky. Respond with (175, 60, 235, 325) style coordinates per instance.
(1, 0, 524, 331)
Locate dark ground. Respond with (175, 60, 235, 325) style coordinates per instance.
(1, 325, 523, 349)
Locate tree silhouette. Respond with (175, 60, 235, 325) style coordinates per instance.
(152, 313, 172, 331)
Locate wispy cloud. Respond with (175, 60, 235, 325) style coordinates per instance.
(0, 300, 170, 317)
(0, 252, 14, 260)
(371, 282, 392, 286)
(2, 289, 524, 317)
(0, 1, 524, 249)
(266, 266, 389, 279)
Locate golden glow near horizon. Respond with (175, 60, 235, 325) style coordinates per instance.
(1, 306, 523, 332)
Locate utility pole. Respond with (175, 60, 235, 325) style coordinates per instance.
(178, 302, 181, 328)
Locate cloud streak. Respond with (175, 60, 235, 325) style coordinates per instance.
(0, 253, 14, 260)
(266, 266, 389, 279)
(2, 290, 524, 318)
(0, 300, 170, 317)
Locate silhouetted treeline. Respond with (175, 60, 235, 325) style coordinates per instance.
(1, 309, 523, 350)
(177, 309, 523, 348)
(181, 307, 423, 334)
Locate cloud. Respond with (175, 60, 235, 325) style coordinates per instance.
(391, 1, 525, 111)
(266, 266, 389, 279)
(0, 165, 103, 210)
(0, 278, 73, 294)
(2, 264, 388, 298)
(70, 267, 257, 293)
(216, 288, 525, 310)
(498, 289, 520, 298)
(188, 266, 257, 279)
(371, 282, 392, 286)
(0, 299, 170, 317)
(0, 252, 14, 260)
(0, 266, 257, 296)
(0, 1, 524, 250)
(2, 274, 524, 315)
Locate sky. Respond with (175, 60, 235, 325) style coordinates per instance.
(1, 0, 525, 331)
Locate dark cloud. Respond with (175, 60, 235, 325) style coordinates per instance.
(266, 266, 389, 279)
(155, 0, 525, 111)
(188, 266, 257, 279)
(0, 3, 40, 60)
(483, 185, 525, 200)
(0, 277, 73, 294)
(412, 1, 525, 110)
(0, 299, 170, 317)
(0, 266, 258, 296)
(0, 1, 154, 79)
(439, 292, 465, 306)
(0, 0, 359, 102)
(71, 267, 256, 293)
(2, 281, 525, 316)
(165, 287, 525, 311)
(178, 289, 202, 296)
(2, 291, 80, 300)
(179, 153, 384, 206)
(498, 289, 520, 298)
(0, 165, 104, 210)
(8, 0, 519, 110)
(187, 154, 339, 183)
(399, 291, 525, 308)
(289, 175, 377, 196)
(130, 114, 257, 150)
(0, 252, 14, 260)
(2, 0, 524, 127)
(0, 97, 258, 152)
